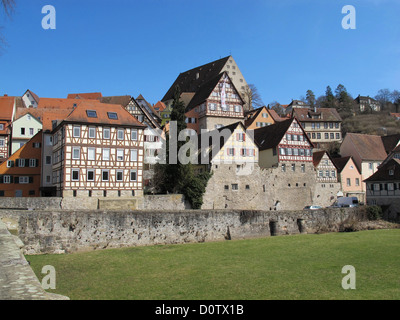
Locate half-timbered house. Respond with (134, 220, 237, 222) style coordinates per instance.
(185, 72, 245, 133)
(254, 117, 314, 170)
(51, 101, 146, 198)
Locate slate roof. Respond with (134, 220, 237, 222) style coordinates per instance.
(162, 56, 231, 102)
(381, 134, 400, 154)
(254, 118, 293, 151)
(364, 159, 400, 182)
(331, 156, 353, 173)
(185, 72, 225, 112)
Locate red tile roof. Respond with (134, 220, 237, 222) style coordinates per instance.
(59, 100, 146, 128)
(0, 96, 15, 121)
(344, 133, 388, 161)
(67, 92, 103, 100)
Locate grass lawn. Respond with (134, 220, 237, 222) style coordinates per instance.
(26, 229, 400, 300)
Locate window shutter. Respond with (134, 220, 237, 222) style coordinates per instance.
(227, 148, 229, 156)
(0, 176, 3, 184)
(15, 160, 19, 167)
(14, 177, 19, 184)
(36, 159, 39, 167)
(29, 177, 33, 183)
(243, 133, 246, 141)
(236, 133, 239, 141)
(9, 176, 13, 184)
(25, 159, 29, 167)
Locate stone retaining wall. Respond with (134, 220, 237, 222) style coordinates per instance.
(13, 207, 364, 255)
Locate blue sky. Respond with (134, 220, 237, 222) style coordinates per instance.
(0, 0, 399, 105)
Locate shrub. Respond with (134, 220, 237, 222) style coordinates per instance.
(367, 206, 382, 221)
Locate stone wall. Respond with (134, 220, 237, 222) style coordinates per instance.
(13, 207, 363, 255)
(0, 194, 188, 212)
(202, 163, 333, 211)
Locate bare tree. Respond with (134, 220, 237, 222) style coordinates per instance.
(241, 84, 264, 111)
(269, 101, 285, 117)
(1, 0, 15, 16)
(0, 0, 15, 49)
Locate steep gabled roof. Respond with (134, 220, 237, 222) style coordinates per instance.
(344, 133, 387, 161)
(101, 95, 131, 107)
(185, 72, 244, 112)
(254, 117, 314, 151)
(162, 56, 231, 102)
(331, 156, 352, 173)
(381, 134, 400, 154)
(365, 158, 400, 182)
(0, 96, 15, 121)
(185, 72, 225, 112)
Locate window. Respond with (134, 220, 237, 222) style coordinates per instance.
(330, 133, 334, 139)
(237, 133, 245, 142)
(103, 128, 110, 139)
(336, 133, 340, 140)
(116, 170, 123, 182)
(347, 178, 351, 187)
(21, 128, 25, 135)
(331, 171, 336, 178)
(117, 129, 124, 140)
(102, 170, 109, 181)
(325, 133, 329, 139)
(73, 126, 81, 138)
(234, 105, 242, 113)
(0, 124, 3, 130)
(262, 113, 268, 118)
(281, 164, 286, 172)
(131, 149, 138, 161)
(317, 133, 321, 139)
(87, 170, 95, 182)
(319, 171, 323, 177)
(227, 148, 235, 156)
(0, 139, 4, 147)
(29, 159, 37, 167)
(29, 128, 34, 136)
(388, 183, 394, 191)
(369, 163, 373, 170)
(355, 178, 360, 186)
(72, 169, 79, 181)
(17, 159, 25, 167)
(88, 127, 96, 139)
(46, 156, 52, 165)
(301, 164, 305, 173)
(224, 185, 229, 190)
(19, 176, 29, 184)
(102, 149, 110, 161)
(209, 103, 216, 111)
(231, 184, 239, 190)
(389, 170, 394, 176)
(86, 110, 98, 118)
(130, 170, 137, 181)
(117, 149, 124, 161)
(72, 147, 80, 159)
(131, 130, 138, 141)
(4, 175, 11, 184)
(6, 160, 14, 168)
(107, 112, 118, 120)
(33, 142, 41, 148)
(291, 164, 296, 172)
(88, 148, 96, 161)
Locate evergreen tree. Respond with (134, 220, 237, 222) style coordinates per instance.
(334, 84, 354, 118)
(306, 90, 316, 108)
(322, 86, 336, 108)
(154, 85, 212, 208)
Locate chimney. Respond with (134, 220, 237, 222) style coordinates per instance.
(4, 94, 8, 97)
